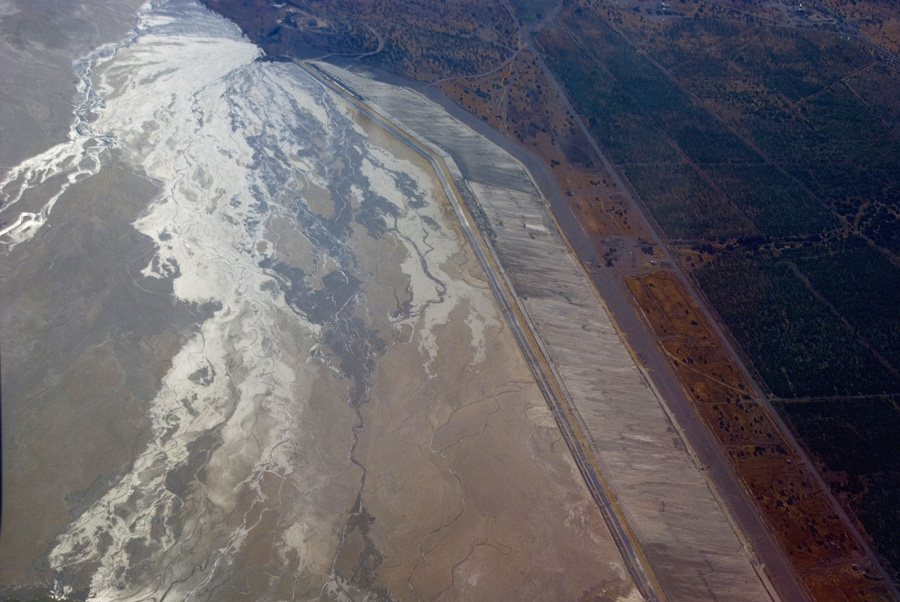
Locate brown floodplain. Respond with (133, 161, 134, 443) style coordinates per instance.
(627, 270, 895, 601)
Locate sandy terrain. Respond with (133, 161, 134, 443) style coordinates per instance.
(315, 61, 780, 602)
(346, 116, 636, 600)
(0, 2, 638, 599)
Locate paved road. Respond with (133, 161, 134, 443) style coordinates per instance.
(304, 59, 788, 600)
(301, 56, 857, 602)
(299, 61, 664, 602)
(319, 3, 806, 597)
(501, 5, 900, 600)
(491, 7, 811, 599)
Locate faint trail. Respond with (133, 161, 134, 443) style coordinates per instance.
(432, 49, 519, 85)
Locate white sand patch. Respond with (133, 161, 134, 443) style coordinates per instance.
(355, 140, 499, 375)
(617, 587, 646, 602)
(0, 37, 133, 246)
(44, 1, 346, 598)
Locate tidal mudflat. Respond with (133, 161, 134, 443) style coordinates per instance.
(0, 1, 636, 599)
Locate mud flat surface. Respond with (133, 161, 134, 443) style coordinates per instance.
(0, 0, 145, 172)
(0, 1, 636, 600)
(315, 62, 780, 602)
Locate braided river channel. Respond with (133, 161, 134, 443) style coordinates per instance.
(0, 1, 637, 600)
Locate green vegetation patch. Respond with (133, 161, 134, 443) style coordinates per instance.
(858, 201, 900, 255)
(646, 19, 872, 102)
(564, 15, 761, 166)
(706, 164, 838, 237)
(641, 18, 742, 79)
(740, 28, 871, 102)
(752, 85, 900, 206)
(537, 4, 900, 403)
(847, 63, 900, 138)
(799, 86, 900, 201)
(695, 250, 900, 398)
(777, 397, 900, 574)
(789, 237, 900, 372)
(509, 0, 557, 27)
(855, 471, 900, 583)
(624, 163, 753, 240)
(536, 29, 679, 165)
(669, 122, 760, 166)
(777, 397, 900, 479)
(630, 16, 900, 254)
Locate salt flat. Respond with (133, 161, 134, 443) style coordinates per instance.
(0, 1, 637, 599)
(315, 61, 779, 602)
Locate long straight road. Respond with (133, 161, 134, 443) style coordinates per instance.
(307, 60, 786, 602)
(497, 4, 895, 600)
(299, 60, 663, 602)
